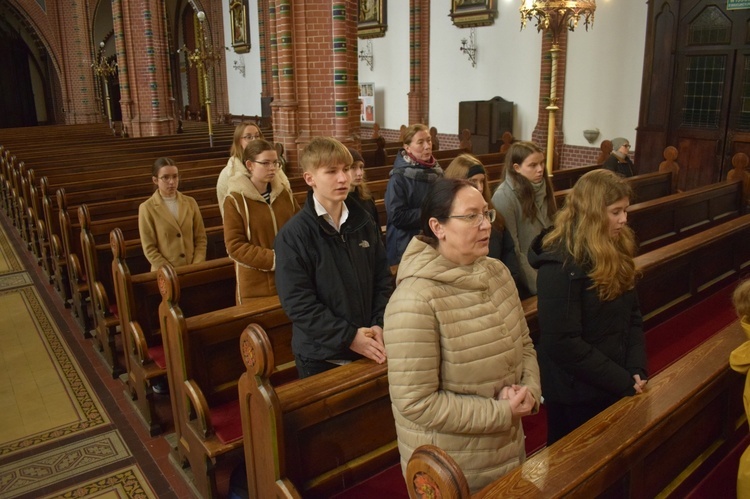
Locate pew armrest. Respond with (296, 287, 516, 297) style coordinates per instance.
(50, 234, 63, 260)
(92, 281, 113, 318)
(68, 254, 84, 284)
(128, 321, 149, 364)
(184, 379, 213, 438)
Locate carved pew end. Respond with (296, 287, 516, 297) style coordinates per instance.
(406, 445, 471, 499)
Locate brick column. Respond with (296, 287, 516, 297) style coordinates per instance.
(408, 0, 430, 126)
(270, 0, 300, 173)
(115, 0, 176, 136)
(258, 0, 273, 100)
(57, 0, 100, 124)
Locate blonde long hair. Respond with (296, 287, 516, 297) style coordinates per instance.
(543, 169, 637, 301)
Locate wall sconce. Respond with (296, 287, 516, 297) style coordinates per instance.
(233, 58, 246, 77)
(460, 28, 477, 67)
(359, 40, 374, 71)
(583, 128, 600, 143)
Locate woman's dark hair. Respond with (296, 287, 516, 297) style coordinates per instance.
(420, 178, 473, 240)
(242, 139, 276, 163)
(501, 141, 557, 221)
(152, 157, 176, 177)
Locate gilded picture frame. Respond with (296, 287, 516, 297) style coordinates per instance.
(358, 0, 387, 39)
(230, 0, 250, 53)
(450, 0, 497, 28)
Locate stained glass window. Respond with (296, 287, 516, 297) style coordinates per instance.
(688, 6, 731, 45)
(681, 55, 725, 129)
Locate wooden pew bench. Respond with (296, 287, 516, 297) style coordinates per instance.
(240, 325, 396, 499)
(41, 173, 220, 306)
(111, 233, 236, 435)
(157, 265, 286, 499)
(337, 214, 748, 497)
(405, 320, 746, 498)
(80, 204, 225, 375)
(628, 179, 744, 253)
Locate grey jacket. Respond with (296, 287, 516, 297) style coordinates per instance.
(491, 176, 552, 295)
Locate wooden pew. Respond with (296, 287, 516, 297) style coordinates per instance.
(25, 161, 223, 266)
(157, 265, 284, 498)
(237, 214, 750, 499)
(239, 325, 396, 499)
(79, 204, 225, 375)
(628, 179, 744, 253)
(405, 320, 746, 498)
(111, 232, 236, 435)
(146, 210, 749, 497)
(43, 173, 220, 307)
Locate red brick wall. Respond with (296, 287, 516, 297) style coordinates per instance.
(408, 0, 430, 126)
(269, 0, 360, 176)
(16, 0, 101, 124)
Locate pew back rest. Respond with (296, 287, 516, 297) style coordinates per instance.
(240, 323, 397, 498)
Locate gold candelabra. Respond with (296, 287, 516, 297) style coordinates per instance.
(520, 0, 596, 176)
(179, 11, 223, 147)
(92, 41, 118, 133)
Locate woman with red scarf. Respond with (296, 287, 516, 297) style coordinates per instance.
(384, 124, 444, 266)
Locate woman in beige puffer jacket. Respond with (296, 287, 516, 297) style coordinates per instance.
(384, 178, 541, 493)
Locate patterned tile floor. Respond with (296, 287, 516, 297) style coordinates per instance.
(0, 214, 199, 498)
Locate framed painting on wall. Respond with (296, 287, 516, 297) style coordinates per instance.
(450, 0, 497, 27)
(230, 0, 250, 53)
(358, 0, 387, 39)
(359, 82, 376, 124)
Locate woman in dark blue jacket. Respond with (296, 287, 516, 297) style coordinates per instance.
(528, 169, 648, 444)
(384, 124, 443, 266)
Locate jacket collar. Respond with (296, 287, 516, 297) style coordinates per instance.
(303, 190, 369, 236)
(150, 190, 187, 229)
(396, 236, 491, 289)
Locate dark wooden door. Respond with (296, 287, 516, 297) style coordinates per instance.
(668, 2, 750, 190)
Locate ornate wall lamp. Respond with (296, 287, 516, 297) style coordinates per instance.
(92, 41, 117, 133)
(178, 11, 223, 147)
(359, 40, 374, 70)
(520, 0, 596, 176)
(460, 28, 477, 68)
(233, 57, 246, 77)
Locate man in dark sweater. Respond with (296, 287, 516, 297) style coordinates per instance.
(274, 137, 393, 378)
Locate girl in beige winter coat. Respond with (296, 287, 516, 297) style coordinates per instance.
(223, 140, 299, 303)
(384, 178, 541, 493)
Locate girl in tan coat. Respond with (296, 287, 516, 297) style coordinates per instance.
(384, 178, 541, 493)
(223, 140, 299, 303)
(138, 157, 207, 271)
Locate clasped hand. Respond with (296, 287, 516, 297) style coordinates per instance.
(497, 384, 535, 420)
(350, 325, 387, 364)
(633, 374, 648, 394)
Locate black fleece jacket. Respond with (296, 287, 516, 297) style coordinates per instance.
(274, 191, 393, 361)
(528, 228, 647, 406)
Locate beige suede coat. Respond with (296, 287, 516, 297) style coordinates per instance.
(384, 236, 541, 493)
(138, 190, 207, 271)
(217, 156, 291, 218)
(223, 172, 298, 303)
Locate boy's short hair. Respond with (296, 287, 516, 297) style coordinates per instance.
(299, 137, 353, 173)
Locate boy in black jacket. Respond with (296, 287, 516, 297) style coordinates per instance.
(274, 137, 393, 378)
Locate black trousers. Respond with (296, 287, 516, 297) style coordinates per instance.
(294, 354, 339, 379)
